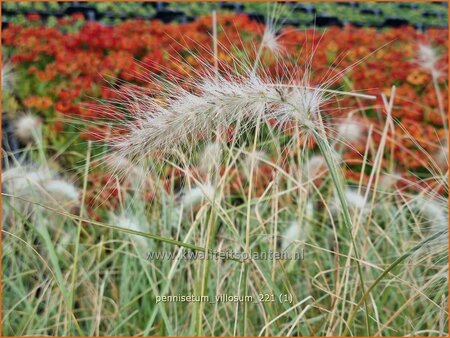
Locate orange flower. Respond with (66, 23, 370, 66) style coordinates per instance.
(36, 64, 57, 82)
(23, 96, 53, 110)
(406, 70, 429, 86)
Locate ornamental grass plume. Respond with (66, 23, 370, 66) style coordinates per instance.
(413, 196, 447, 240)
(109, 63, 327, 164)
(261, 23, 282, 55)
(242, 149, 267, 173)
(410, 195, 448, 296)
(416, 43, 446, 127)
(2, 165, 54, 196)
(336, 118, 364, 143)
(104, 10, 379, 168)
(14, 114, 41, 144)
(198, 141, 222, 177)
(281, 202, 313, 251)
(179, 182, 216, 214)
(2, 165, 79, 212)
(102, 152, 152, 190)
(331, 188, 368, 216)
(417, 44, 442, 79)
(304, 154, 327, 180)
(110, 213, 149, 247)
(45, 180, 79, 202)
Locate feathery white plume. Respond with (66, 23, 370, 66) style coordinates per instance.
(379, 172, 402, 191)
(414, 196, 447, 230)
(180, 183, 216, 212)
(282, 222, 303, 251)
(45, 180, 79, 203)
(14, 114, 41, 144)
(261, 24, 282, 55)
(305, 154, 326, 179)
(417, 44, 441, 78)
(111, 213, 149, 247)
(337, 119, 363, 143)
(2, 166, 54, 195)
(112, 72, 325, 161)
(104, 153, 136, 172)
(2, 165, 79, 207)
(103, 152, 148, 185)
(199, 142, 222, 176)
(282, 202, 313, 250)
(331, 188, 367, 216)
(274, 85, 323, 125)
(410, 196, 448, 290)
(343, 189, 367, 210)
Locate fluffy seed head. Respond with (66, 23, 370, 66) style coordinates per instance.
(180, 183, 215, 212)
(344, 189, 367, 209)
(2, 166, 54, 195)
(331, 189, 367, 216)
(414, 196, 447, 230)
(410, 196, 448, 290)
(282, 222, 303, 251)
(15, 114, 41, 144)
(261, 24, 282, 55)
(305, 154, 326, 179)
(243, 149, 267, 171)
(103, 152, 148, 185)
(45, 180, 79, 204)
(2, 165, 79, 212)
(417, 44, 441, 77)
(337, 119, 363, 143)
(111, 72, 325, 163)
(282, 203, 312, 250)
(111, 213, 149, 247)
(199, 142, 222, 176)
(379, 172, 402, 191)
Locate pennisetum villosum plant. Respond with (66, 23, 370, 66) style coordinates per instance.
(102, 9, 390, 335)
(4, 6, 447, 336)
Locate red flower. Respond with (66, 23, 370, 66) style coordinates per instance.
(57, 88, 81, 101)
(55, 101, 80, 115)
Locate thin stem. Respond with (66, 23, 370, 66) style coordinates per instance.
(2, 193, 242, 263)
(3, 202, 83, 335)
(312, 128, 371, 336)
(212, 10, 218, 79)
(431, 74, 448, 134)
(242, 116, 262, 335)
(69, 141, 91, 333)
(197, 206, 219, 335)
(343, 229, 447, 336)
(268, 83, 377, 100)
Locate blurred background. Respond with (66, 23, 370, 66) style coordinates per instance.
(2, 1, 448, 29)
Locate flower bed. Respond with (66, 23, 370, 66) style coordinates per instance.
(3, 13, 448, 214)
